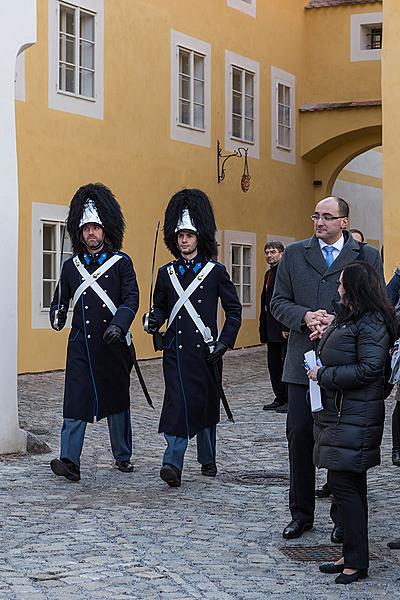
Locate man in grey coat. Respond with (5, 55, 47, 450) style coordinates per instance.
(270, 196, 383, 540)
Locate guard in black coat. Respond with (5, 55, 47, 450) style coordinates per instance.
(144, 189, 241, 487)
(49, 183, 139, 482)
(259, 240, 289, 412)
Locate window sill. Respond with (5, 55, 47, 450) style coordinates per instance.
(230, 135, 255, 146)
(57, 89, 96, 102)
(177, 122, 206, 133)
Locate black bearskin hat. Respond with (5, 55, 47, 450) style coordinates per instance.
(163, 189, 218, 259)
(67, 183, 125, 254)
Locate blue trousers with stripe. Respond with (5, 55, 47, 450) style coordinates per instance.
(60, 409, 132, 466)
(163, 425, 216, 471)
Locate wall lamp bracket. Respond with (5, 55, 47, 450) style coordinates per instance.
(217, 140, 251, 192)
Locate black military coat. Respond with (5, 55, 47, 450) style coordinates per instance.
(152, 256, 242, 438)
(259, 265, 288, 343)
(50, 250, 139, 422)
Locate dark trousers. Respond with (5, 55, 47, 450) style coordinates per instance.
(287, 383, 315, 522)
(163, 426, 216, 471)
(266, 342, 288, 404)
(60, 409, 132, 466)
(392, 401, 400, 449)
(328, 470, 369, 570)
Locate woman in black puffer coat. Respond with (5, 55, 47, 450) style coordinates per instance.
(308, 261, 396, 585)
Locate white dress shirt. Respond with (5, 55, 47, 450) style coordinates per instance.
(319, 235, 344, 264)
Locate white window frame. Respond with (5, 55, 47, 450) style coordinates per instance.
(225, 51, 260, 159)
(271, 66, 296, 165)
(170, 30, 211, 147)
(224, 230, 256, 320)
(226, 0, 256, 18)
(48, 0, 104, 119)
(350, 12, 383, 62)
(32, 203, 73, 329)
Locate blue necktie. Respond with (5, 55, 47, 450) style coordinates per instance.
(324, 246, 334, 268)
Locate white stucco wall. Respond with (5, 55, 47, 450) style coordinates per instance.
(0, 0, 36, 453)
(332, 148, 383, 247)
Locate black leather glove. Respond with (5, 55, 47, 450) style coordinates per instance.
(142, 312, 159, 334)
(51, 306, 67, 331)
(206, 340, 228, 364)
(103, 324, 124, 344)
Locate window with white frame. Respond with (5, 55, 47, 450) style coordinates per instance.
(178, 47, 205, 130)
(226, 0, 256, 18)
(232, 66, 254, 143)
(32, 203, 73, 328)
(224, 230, 256, 320)
(231, 244, 251, 305)
(48, 0, 104, 119)
(42, 221, 72, 310)
(350, 12, 383, 62)
(58, 2, 95, 98)
(277, 83, 291, 150)
(225, 51, 259, 158)
(271, 66, 296, 165)
(171, 30, 211, 147)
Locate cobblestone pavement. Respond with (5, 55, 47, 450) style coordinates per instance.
(0, 346, 399, 599)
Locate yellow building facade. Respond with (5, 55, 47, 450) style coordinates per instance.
(15, 0, 384, 372)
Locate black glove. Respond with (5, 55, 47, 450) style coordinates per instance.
(142, 312, 159, 334)
(103, 324, 124, 344)
(51, 306, 67, 331)
(206, 340, 228, 364)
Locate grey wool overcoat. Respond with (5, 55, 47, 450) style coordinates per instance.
(270, 231, 383, 385)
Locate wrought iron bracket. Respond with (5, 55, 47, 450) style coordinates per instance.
(217, 140, 248, 183)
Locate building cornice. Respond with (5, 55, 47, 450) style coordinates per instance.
(305, 0, 382, 8)
(299, 99, 381, 112)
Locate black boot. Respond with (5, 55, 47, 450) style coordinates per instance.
(392, 449, 400, 466)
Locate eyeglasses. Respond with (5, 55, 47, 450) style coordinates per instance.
(311, 213, 346, 222)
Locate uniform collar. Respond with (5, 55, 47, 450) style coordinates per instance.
(83, 250, 109, 266)
(177, 255, 204, 278)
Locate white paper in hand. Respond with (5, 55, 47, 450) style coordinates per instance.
(304, 350, 323, 412)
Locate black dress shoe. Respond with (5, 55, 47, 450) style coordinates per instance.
(282, 519, 313, 539)
(319, 562, 344, 574)
(115, 460, 133, 473)
(263, 400, 281, 411)
(392, 449, 400, 466)
(201, 462, 217, 477)
(315, 483, 331, 498)
(160, 463, 181, 487)
(331, 523, 344, 544)
(387, 537, 400, 549)
(50, 458, 80, 482)
(335, 569, 368, 584)
(275, 402, 288, 414)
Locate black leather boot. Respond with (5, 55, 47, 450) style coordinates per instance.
(392, 448, 400, 466)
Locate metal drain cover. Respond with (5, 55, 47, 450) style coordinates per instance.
(280, 544, 342, 563)
(224, 471, 289, 486)
(280, 544, 377, 563)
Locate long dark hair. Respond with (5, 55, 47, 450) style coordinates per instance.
(339, 261, 397, 342)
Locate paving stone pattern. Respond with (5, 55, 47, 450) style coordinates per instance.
(0, 346, 399, 599)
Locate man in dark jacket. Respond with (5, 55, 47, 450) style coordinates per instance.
(144, 189, 242, 488)
(270, 196, 383, 540)
(259, 240, 289, 412)
(49, 183, 139, 482)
